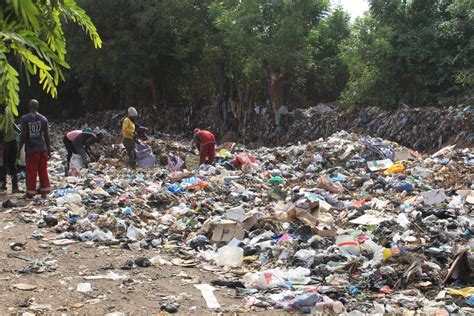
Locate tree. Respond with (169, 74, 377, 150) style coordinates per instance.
(0, 0, 101, 115)
(306, 7, 351, 102)
(64, 0, 215, 110)
(341, 0, 473, 108)
(211, 0, 329, 112)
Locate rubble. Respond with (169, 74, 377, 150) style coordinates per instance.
(4, 127, 474, 314)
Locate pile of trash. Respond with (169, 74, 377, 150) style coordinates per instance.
(12, 130, 474, 314)
(282, 104, 473, 153)
(61, 103, 474, 152)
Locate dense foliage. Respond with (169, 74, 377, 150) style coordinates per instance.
(0, 0, 101, 115)
(5, 0, 473, 118)
(340, 0, 473, 107)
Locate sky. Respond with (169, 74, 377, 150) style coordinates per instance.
(333, 0, 370, 19)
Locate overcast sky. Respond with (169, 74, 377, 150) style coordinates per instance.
(333, 0, 370, 19)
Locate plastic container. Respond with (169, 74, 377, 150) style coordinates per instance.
(215, 246, 243, 267)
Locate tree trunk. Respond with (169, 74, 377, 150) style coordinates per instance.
(149, 77, 160, 108)
(216, 56, 227, 97)
(270, 71, 284, 112)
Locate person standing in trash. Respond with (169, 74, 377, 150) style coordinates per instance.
(63, 129, 103, 175)
(193, 128, 216, 165)
(122, 107, 138, 168)
(17, 99, 51, 199)
(0, 101, 22, 193)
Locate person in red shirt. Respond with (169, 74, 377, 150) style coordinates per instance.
(193, 128, 216, 165)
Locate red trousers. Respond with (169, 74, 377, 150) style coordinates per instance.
(26, 151, 51, 196)
(199, 142, 216, 164)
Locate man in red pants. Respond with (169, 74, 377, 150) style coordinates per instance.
(18, 100, 51, 199)
(193, 128, 216, 165)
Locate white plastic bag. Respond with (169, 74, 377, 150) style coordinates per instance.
(242, 269, 289, 289)
(70, 154, 83, 176)
(56, 193, 82, 207)
(215, 246, 243, 267)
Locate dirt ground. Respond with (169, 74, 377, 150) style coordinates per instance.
(0, 192, 281, 315)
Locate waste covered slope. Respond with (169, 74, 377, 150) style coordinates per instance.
(67, 104, 473, 152)
(281, 105, 474, 152)
(6, 129, 474, 314)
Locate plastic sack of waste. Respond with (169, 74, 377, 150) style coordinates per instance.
(242, 269, 289, 289)
(167, 155, 184, 172)
(56, 193, 82, 206)
(135, 143, 155, 168)
(70, 154, 83, 176)
(215, 246, 243, 267)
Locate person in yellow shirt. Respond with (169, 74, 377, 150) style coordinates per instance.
(122, 107, 138, 168)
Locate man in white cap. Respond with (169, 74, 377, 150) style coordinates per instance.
(122, 107, 138, 168)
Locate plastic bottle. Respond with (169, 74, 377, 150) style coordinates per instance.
(215, 246, 243, 267)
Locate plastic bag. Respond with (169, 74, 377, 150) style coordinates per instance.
(56, 193, 82, 207)
(383, 163, 405, 175)
(215, 246, 243, 267)
(242, 269, 289, 289)
(135, 143, 155, 168)
(218, 149, 232, 159)
(70, 154, 83, 176)
(446, 287, 474, 299)
(167, 155, 184, 172)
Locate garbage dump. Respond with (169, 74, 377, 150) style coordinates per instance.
(2, 128, 473, 314)
(71, 104, 473, 152)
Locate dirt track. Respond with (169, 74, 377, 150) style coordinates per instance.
(0, 193, 278, 315)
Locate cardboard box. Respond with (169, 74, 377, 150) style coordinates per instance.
(395, 149, 415, 161)
(309, 199, 332, 214)
(211, 220, 245, 243)
(316, 228, 337, 238)
(242, 214, 258, 231)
